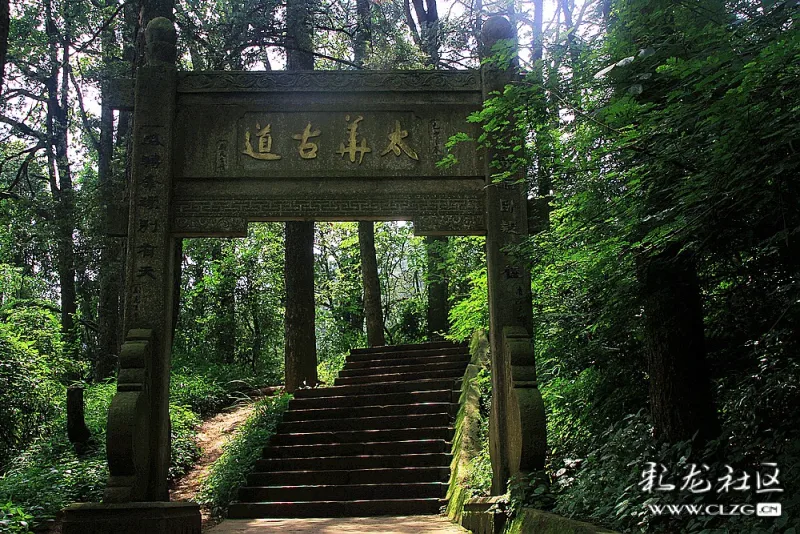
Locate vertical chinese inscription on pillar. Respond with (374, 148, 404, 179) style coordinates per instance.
(131, 126, 168, 323)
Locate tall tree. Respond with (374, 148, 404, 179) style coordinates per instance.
(404, 0, 439, 66)
(45, 0, 78, 357)
(284, 0, 317, 392)
(95, 0, 126, 379)
(351, 0, 386, 347)
(425, 236, 448, 340)
(605, 0, 725, 442)
(359, 221, 385, 346)
(0, 0, 8, 92)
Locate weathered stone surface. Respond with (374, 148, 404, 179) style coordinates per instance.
(480, 15, 542, 496)
(171, 190, 486, 237)
(506, 507, 618, 534)
(61, 502, 200, 534)
(145, 17, 177, 65)
(178, 70, 481, 93)
(461, 497, 508, 534)
(82, 12, 548, 519)
(170, 70, 485, 235)
(105, 330, 152, 502)
(504, 326, 547, 490)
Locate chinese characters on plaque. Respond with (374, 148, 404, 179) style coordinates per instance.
(241, 115, 419, 164)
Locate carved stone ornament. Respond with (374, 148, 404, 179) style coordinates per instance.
(105, 329, 153, 502)
(503, 326, 547, 476)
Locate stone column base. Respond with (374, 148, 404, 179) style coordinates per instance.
(62, 502, 200, 534)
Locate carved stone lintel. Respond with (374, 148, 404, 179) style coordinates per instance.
(105, 329, 153, 503)
(414, 215, 486, 236)
(503, 326, 547, 477)
(178, 70, 481, 93)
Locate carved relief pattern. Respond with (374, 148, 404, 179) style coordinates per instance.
(172, 195, 486, 235)
(105, 329, 153, 503)
(178, 71, 481, 93)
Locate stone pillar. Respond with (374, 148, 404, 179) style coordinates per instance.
(481, 16, 547, 495)
(63, 16, 199, 534)
(105, 17, 179, 503)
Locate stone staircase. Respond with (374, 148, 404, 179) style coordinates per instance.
(228, 341, 470, 518)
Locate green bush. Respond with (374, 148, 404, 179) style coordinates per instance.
(171, 358, 280, 417)
(0, 501, 34, 533)
(464, 368, 493, 496)
(198, 393, 291, 517)
(0, 382, 114, 524)
(0, 323, 63, 469)
(317, 351, 346, 385)
(0, 382, 205, 527)
(169, 404, 201, 481)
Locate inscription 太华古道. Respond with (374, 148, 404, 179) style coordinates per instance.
(241, 114, 421, 166)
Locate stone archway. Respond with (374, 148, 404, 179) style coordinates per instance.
(63, 15, 546, 533)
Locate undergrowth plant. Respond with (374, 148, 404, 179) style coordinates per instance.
(197, 393, 291, 517)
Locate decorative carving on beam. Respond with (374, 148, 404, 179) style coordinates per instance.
(178, 70, 481, 93)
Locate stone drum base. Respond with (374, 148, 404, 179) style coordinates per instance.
(62, 502, 201, 534)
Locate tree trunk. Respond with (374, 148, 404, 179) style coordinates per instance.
(359, 221, 385, 346)
(638, 245, 720, 443)
(211, 241, 235, 363)
(45, 0, 77, 358)
(353, 0, 371, 67)
(283, 0, 317, 392)
(96, 97, 121, 379)
(284, 221, 317, 391)
(67, 385, 91, 454)
(426, 236, 448, 340)
(0, 0, 9, 92)
(96, 0, 123, 379)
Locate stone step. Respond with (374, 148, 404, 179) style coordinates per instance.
(277, 413, 451, 433)
(272, 427, 454, 446)
(343, 353, 470, 371)
(288, 389, 453, 410)
(265, 439, 450, 458)
(347, 346, 468, 362)
(334, 368, 465, 386)
(292, 378, 462, 399)
(282, 402, 456, 422)
(255, 452, 451, 472)
(228, 498, 444, 518)
(247, 467, 450, 486)
(339, 360, 467, 378)
(238, 482, 447, 502)
(350, 341, 463, 355)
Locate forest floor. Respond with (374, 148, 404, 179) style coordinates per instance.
(170, 400, 259, 529)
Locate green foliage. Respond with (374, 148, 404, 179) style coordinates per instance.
(0, 383, 113, 526)
(0, 501, 34, 534)
(317, 351, 347, 386)
(0, 322, 63, 469)
(463, 368, 493, 496)
(198, 393, 291, 517)
(169, 405, 202, 481)
(447, 266, 488, 342)
(170, 357, 280, 417)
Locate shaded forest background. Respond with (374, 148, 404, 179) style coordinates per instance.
(0, 0, 798, 532)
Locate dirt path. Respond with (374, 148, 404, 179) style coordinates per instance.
(170, 400, 260, 528)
